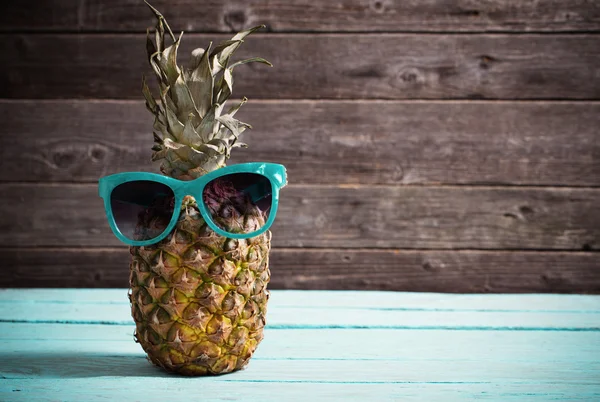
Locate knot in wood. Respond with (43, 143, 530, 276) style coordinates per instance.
(398, 68, 425, 86)
(479, 55, 497, 70)
(371, 0, 385, 13)
(224, 9, 247, 31)
(52, 150, 77, 169)
(422, 260, 444, 273)
(89, 146, 106, 161)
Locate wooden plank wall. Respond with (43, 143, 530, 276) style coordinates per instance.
(0, 0, 599, 292)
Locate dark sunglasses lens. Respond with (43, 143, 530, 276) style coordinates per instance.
(203, 173, 272, 234)
(110, 181, 175, 242)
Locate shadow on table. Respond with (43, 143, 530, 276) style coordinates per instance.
(0, 353, 176, 378)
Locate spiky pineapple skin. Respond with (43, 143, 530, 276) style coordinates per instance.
(129, 199, 271, 376)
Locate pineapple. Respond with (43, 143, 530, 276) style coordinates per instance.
(129, 2, 273, 376)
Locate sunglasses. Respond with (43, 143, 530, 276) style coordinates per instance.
(99, 162, 287, 246)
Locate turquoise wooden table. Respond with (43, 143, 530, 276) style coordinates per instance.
(1, 289, 599, 401)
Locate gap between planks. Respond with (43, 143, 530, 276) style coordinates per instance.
(3, 32, 600, 37)
(3, 98, 600, 104)
(2, 182, 600, 191)
(4, 29, 600, 35)
(1, 300, 600, 314)
(0, 246, 599, 253)
(1, 320, 599, 331)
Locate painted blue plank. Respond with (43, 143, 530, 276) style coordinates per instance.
(2, 324, 600, 362)
(0, 289, 599, 401)
(1, 299, 598, 329)
(1, 289, 599, 312)
(1, 356, 599, 384)
(1, 379, 598, 402)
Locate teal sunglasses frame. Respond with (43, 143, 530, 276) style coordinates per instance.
(99, 162, 287, 246)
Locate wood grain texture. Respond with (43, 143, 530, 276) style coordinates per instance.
(2, 100, 599, 186)
(1, 184, 598, 250)
(1, 0, 599, 33)
(2, 34, 599, 100)
(2, 248, 599, 293)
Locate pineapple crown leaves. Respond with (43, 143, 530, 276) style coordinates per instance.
(143, 1, 272, 180)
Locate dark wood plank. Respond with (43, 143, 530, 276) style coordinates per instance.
(2, 34, 599, 100)
(1, 184, 598, 250)
(1, 0, 599, 33)
(271, 249, 600, 293)
(2, 100, 599, 186)
(1, 248, 598, 293)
